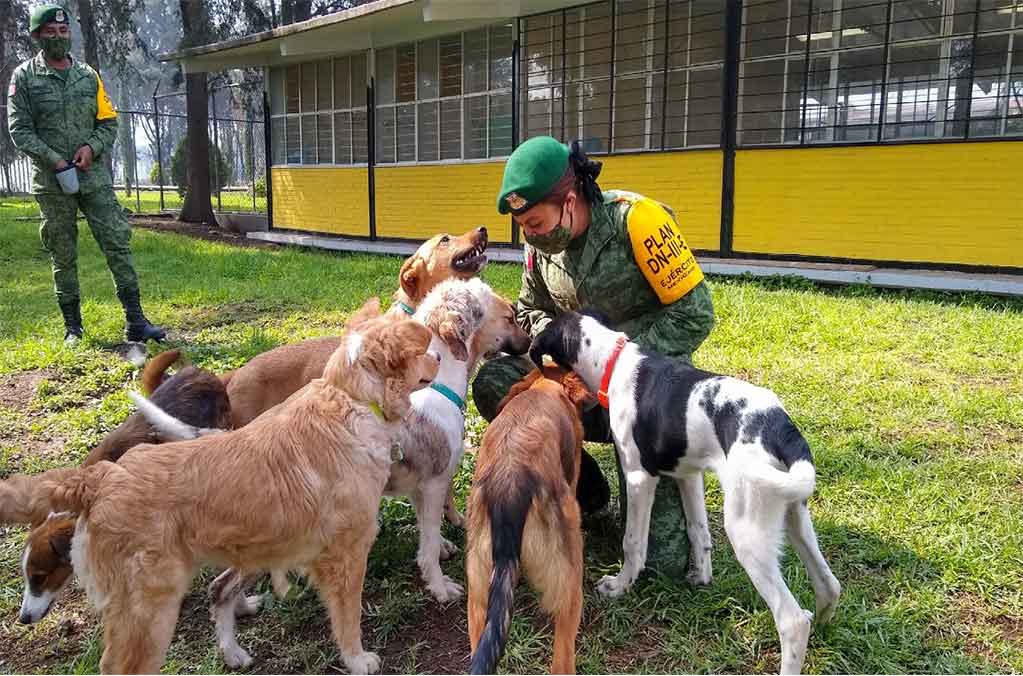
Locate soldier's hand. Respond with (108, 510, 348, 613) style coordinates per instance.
(55, 159, 69, 171)
(73, 145, 94, 171)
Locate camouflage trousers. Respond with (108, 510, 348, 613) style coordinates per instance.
(472, 355, 691, 577)
(37, 188, 139, 306)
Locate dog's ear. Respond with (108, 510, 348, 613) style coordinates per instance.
(348, 297, 382, 328)
(438, 313, 470, 361)
(561, 372, 598, 410)
(495, 369, 543, 415)
(49, 521, 74, 562)
(399, 255, 427, 302)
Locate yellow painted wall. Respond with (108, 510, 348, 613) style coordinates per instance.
(374, 163, 512, 242)
(600, 150, 723, 251)
(734, 142, 1023, 267)
(272, 167, 370, 236)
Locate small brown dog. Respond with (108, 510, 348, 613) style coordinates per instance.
(466, 366, 595, 675)
(8, 349, 232, 625)
(223, 226, 488, 428)
(36, 310, 438, 674)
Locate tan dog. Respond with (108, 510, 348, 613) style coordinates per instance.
(34, 311, 439, 674)
(223, 226, 488, 428)
(6, 350, 232, 625)
(466, 367, 594, 675)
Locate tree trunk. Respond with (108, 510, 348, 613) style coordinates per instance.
(179, 72, 215, 223)
(178, 0, 214, 223)
(0, 2, 11, 195)
(75, 0, 101, 71)
(282, 0, 313, 24)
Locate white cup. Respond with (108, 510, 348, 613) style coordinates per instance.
(55, 164, 79, 194)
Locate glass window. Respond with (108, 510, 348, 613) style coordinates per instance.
(490, 24, 514, 89)
(301, 114, 317, 162)
(376, 106, 395, 163)
(316, 60, 332, 110)
(352, 53, 367, 107)
(270, 67, 285, 115)
(334, 112, 352, 164)
(489, 93, 513, 157)
(440, 99, 462, 159)
(396, 104, 416, 161)
(397, 44, 416, 103)
(440, 35, 462, 97)
(377, 48, 396, 105)
(465, 95, 488, 159)
(334, 56, 351, 110)
(419, 39, 439, 99)
(317, 112, 332, 162)
(301, 63, 316, 113)
(465, 29, 488, 93)
(418, 102, 439, 161)
(286, 65, 301, 113)
(352, 110, 368, 162)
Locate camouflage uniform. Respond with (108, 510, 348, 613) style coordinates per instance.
(7, 50, 161, 341)
(473, 189, 715, 576)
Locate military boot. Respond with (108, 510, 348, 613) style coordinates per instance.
(117, 288, 166, 343)
(58, 300, 84, 345)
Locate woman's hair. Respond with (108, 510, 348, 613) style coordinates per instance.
(541, 140, 604, 207)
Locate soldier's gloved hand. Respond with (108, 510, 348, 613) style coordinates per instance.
(73, 144, 94, 171)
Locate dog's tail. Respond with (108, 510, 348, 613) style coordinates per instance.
(469, 478, 537, 675)
(0, 468, 77, 525)
(35, 462, 118, 517)
(745, 459, 816, 502)
(127, 391, 224, 441)
(140, 349, 183, 395)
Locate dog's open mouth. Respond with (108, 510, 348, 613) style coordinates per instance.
(452, 235, 489, 273)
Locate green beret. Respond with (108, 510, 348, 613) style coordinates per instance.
(497, 136, 570, 215)
(30, 5, 71, 33)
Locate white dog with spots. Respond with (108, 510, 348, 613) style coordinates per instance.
(529, 309, 841, 675)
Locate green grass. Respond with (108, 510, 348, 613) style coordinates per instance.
(6, 189, 267, 219)
(1, 195, 1021, 674)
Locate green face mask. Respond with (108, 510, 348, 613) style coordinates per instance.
(524, 202, 574, 255)
(40, 36, 71, 61)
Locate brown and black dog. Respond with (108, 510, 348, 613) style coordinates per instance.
(466, 366, 595, 675)
(5, 349, 231, 624)
(223, 226, 488, 428)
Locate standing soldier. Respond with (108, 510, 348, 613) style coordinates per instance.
(472, 135, 716, 577)
(7, 4, 165, 344)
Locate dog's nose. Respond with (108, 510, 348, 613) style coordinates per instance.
(428, 350, 441, 362)
(477, 226, 487, 235)
(19, 611, 32, 624)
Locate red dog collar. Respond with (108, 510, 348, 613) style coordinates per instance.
(598, 334, 628, 409)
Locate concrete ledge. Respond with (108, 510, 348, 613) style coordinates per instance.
(247, 230, 1023, 296)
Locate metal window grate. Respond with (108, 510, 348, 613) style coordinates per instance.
(737, 0, 1023, 146)
(519, 0, 727, 153)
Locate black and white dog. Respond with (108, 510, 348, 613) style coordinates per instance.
(529, 310, 840, 675)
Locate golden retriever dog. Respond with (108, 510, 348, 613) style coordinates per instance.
(466, 366, 594, 675)
(4, 349, 232, 625)
(223, 226, 488, 428)
(33, 310, 438, 674)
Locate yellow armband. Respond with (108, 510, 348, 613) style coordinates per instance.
(626, 197, 704, 304)
(95, 74, 117, 121)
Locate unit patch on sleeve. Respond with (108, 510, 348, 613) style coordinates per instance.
(626, 197, 704, 304)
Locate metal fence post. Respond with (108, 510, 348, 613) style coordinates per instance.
(153, 82, 165, 212)
(211, 89, 222, 212)
(249, 117, 256, 212)
(130, 113, 141, 214)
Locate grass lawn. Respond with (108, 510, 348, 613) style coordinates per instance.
(0, 194, 1021, 674)
(9, 190, 267, 219)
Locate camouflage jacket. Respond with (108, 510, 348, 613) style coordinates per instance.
(517, 189, 715, 361)
(7, 52, 118, 194)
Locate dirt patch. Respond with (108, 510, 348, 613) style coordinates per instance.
(0, 368, 67, 469)
(131, 217, 282, 250)
(0, 368, 55, 411)
(0, 587, 94, 674)
(375, 600, 469, 674)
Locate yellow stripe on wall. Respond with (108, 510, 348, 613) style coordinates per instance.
(272, 167, 370, 236)
(600, 150, 723, 251)
(734, 142, 1023, 268)
(374, 163, 512, 242)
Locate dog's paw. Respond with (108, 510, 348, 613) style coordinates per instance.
(428, 576, 464, 603)
(343, 651, 381, 675)
(439, 537, 459, 560)
(221, 643, 254, 670)
(270, 569, 291, 599)
(596, 574, 630, 598)
(234, 594, 263, 617)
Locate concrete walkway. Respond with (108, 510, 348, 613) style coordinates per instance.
(248, 230, 1023, 297)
